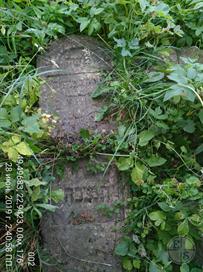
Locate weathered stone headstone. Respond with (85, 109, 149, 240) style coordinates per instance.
(38, 35, 123, 272)
(41, 161, 124, 272)
(38, 35, 114, 141)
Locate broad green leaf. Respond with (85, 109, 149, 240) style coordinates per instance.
(180, 263, 190, 272)
(149, 107, 168, 120)
(115, 241, 129, 256)
(122, 258, 133, 271)
(0, 108, 11, 128)
(145, 72, 164, 83)
(139, 0, 149, 12)
(11, 106, 21, 122)
(26, 178, 47, 187)
(116, 157, 133, 171)
(164, 85, 195, 102)
(133, 259, 141, 269)
(15, 142, 33, 156)
(89, 7, 104, 16)
(80, 128, 90, 139)
(146, 156, 167, 167)
(178, 220, 189, 236)
(121, 48, 132, 57)
(183, 120, 195, 133)
(11, 135, 21, 144)
(22, 114, 41, 134)
(7, 147, 19, 162)
(187, 67, 197, 79)
(185, 238, 195, 250)
(128, 38, 139, 49)
(114, 38, 126, 48)
(167, 68, 188, 84)
(131, 164, 145, 185)
(158, 202, 171, 212)
(138, 130, 155, 146)
(31, 187, 41, 202)
(77, 17, 90, 32)
(149, 211, 166, 222)
(51, 189, 64, 203)
(88, 18, 101, 35)
(0, 108, 8, 119)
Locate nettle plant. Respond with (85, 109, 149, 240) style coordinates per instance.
(109, 58, 203, 271)
(91, 55, 203, 271)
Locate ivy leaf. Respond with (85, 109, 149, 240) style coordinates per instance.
(128, 38, 139, 49)
(116, 157, 133, 171)
(15, 142, 33, 156)
(178, 220, 189, 236)
(89, 7, 104, 16)
(114, 38, 126, 48)
(121, 48, 132, 57)
(138, 130, 155, 146)
(146, 156, 167, 167)
(77, 17, 90, 32)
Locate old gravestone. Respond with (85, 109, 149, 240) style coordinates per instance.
(38, 35, 114, 141)
(38, 35, 124, 272)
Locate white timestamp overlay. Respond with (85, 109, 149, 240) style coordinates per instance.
(4, 155, 36, 270)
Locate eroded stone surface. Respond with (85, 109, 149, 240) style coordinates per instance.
(41, 161, 124, 272)
(37, 35, 114, 141)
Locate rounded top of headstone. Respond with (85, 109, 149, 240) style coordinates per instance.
(37, 35, 114, 142)
(37, 35, 112, 75)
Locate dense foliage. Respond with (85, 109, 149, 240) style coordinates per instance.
(0, 0, 203, 271)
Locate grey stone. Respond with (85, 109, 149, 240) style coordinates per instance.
(37, 35, 114, 141)
(41, 160, 124, 272)
(176, 46, 203, 63)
